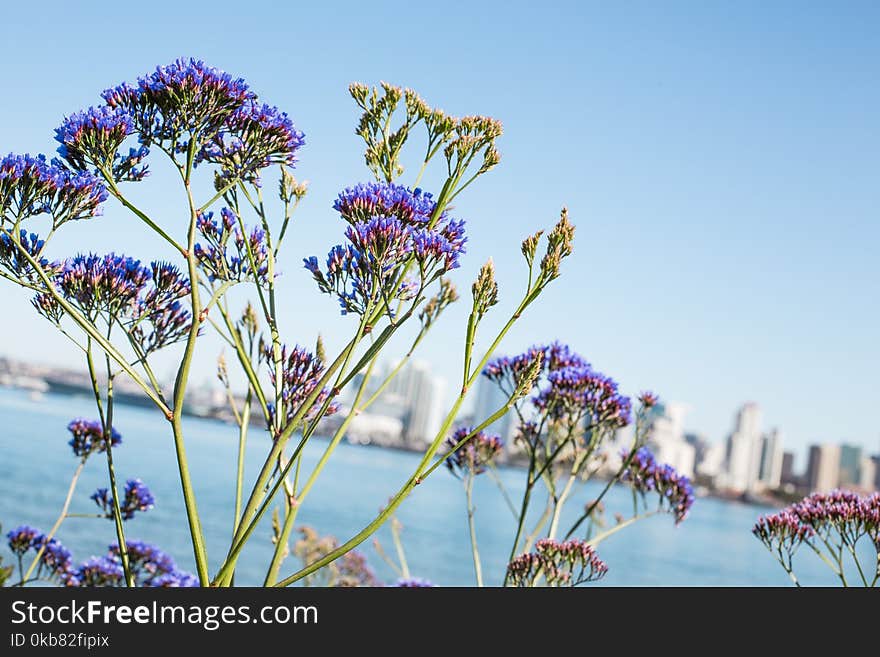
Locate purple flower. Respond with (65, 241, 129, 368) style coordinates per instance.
(194, 208, 270, 284)
(67, 418, 121, 459)
(6, 525, 41, 555)
(0, 153, 107, 227)
(54, 106, 148, 182)
(444, 427, 504, 477)
(102, 58, 255, 148)
(622, 447, 695, 524)
(262, 343, 338, 426)
(38, 254, 192, 354)
(0, 229, 60, 285)
(198, 101, 305, 185)
(639, 391, 659, 408)
(507, 538, 607, 587)
(396, 577, 434, 587)
(536, 366, 632, 428)
(55, 253, 151, 315)
(74, 556, 125, 587)
(108, 540, 176, 585)
(334, 183, 439, 227)
(307, 209, 465, 316)
(91, 479, 154, 521)
(29, 534, 76, 584)
(147, 570, 200, 587)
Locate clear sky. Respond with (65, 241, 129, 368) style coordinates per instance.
(1, 1, 877, 462)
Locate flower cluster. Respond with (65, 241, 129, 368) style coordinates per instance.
(292, 526, 377, 587)
(54, 106, 148, 182)
(91, 479, 155, 520)
(261, 343, 338, 428)
(0, 153, 107, 228)
(484, 342, 632, 430)
(622, 447, 695, 524)
(754, 490, 880, 554)
(444, 427, 504, 477)
(333, 183, 439, 226)
(6, 526, 76, 585)
(67, 418, 121, 459)
(752, 510, 816, 555)
(34, 255, 192, 354)
(506, 538, 608, 587)
(198, 101, 304, 185)
(306, 183, 466, 316)
(0, 230, 59, 284)
(74, 557, 125, 586)
(109, 540, 197, 587)
(102, 58, 255, 149)
(535, 366, 632, 428)
(483, 341, 588, 393)
(194, 208, 269, 284)
(395, 577, 434, 587)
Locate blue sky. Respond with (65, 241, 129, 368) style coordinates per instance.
(1, 1, 877, 463)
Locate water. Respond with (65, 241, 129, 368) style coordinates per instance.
(0, 388, 843, 586)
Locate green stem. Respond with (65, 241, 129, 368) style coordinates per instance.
(465, 473, 484, 587)
(263, 353, 379, 585)
(586, 511, 659, 548)
(391, 519, 411, 580)
(170, 184, 210, 585)
(21, 459, 86, 583)
(232, 391, 252, 537)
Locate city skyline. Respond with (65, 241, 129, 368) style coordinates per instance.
(0, 1, 877, 456)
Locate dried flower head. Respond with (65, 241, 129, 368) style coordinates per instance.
(67, 419, 122, 459)
(507, 539, 607, 587)
(444, 427, 504, 477)
(622, 447, 695, 524)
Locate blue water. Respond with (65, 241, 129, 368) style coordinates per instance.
(0, 389, 844, 586)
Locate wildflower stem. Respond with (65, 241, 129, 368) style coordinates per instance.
(263, 352, 379, 585)
(391, 519, 411, 580)
(486, 463, 519, 520)
(20, 459, 86, 584)
(101, 173, 185, 256)
(587, 511, 660, 548)
(846, 543, 870, 587)
(465, 473, 484, 586)
(505, 450, 537, 586)
(169, 184, 211, 585)
(101, 371, 135, 587)
(232, 390, 253, 538)
(274, 397, 515, 587)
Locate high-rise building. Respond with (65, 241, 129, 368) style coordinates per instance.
(723, 402, 763, 492)
(472, 376, 515, 445)
(838, 444, 862, 487)
(646, 402, 696, 479)
(806, 444, 840, 493)
(858, 457, 876, 492)
(874, 455, 880, 490)
(780, 451, 798, 486)
(375, 359, 445, 447)
(758, 428, 784, 489)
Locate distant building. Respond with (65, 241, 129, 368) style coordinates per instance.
(758, 428, 784, 489)
(806, 444, 840, 493)
(695, 441, 726, 480)
(723, 403, 763, 492)
(472, 376, 515, 446)
(646, 402, 696, 479)
(780, 451, 798, 487)
(838, 444, 862, 487)
(874, 455, 880, 490)
(367, 359, 445, 447)
(858, 457, 876, 492)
